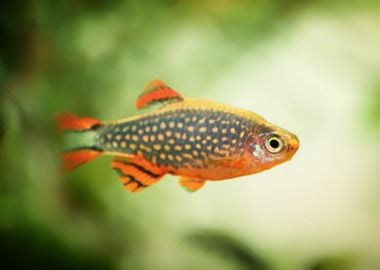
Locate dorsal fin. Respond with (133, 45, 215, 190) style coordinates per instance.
(136, 79, 184, 110)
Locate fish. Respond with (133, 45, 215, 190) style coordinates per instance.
(57, 79, 299, 192)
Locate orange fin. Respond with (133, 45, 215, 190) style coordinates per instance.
(62, 149, 103, 172)
(179, 177, 206, 192)
(56, 113, 102, 132)
(136, 79, 184, 110)
(112, 157, 165, 192)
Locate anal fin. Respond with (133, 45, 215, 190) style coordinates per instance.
(179, 177, 206, 192)
(112, 157, 165, 192)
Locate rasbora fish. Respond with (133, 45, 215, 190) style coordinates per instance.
(57, 79, 299, 192)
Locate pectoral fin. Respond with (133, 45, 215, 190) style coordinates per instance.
(136, 79, 184, 109)
(112, 157, 165, 192)
(179, 177, 206, 192)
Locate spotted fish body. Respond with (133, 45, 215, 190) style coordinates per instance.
(98, 101, 270, 180)
(58, 80, 299, 192)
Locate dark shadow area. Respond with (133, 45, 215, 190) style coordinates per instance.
(307, 257, 355, 270)
(187, 230, 271, 270)
(0, 227, 115, 270)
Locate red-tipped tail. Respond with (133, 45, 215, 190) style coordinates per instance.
(55, 113, 104, 171)
(62, 149, 103, 172)
(56, 113, 102, 132)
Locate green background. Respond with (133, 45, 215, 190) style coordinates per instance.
(1, 1, 380, 269)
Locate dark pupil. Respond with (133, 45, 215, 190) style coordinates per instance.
(269, 139, 280, 149)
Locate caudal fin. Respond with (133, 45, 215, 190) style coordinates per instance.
(56, 113, 102, 132)
(62, 149, 103, 171)
(55, 113, 104, 171)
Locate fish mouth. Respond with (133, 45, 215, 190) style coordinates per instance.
(288, 135, 300, 153)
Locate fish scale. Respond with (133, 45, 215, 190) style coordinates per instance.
(57, 79, 299, 192)
(97, 109, 251, 169)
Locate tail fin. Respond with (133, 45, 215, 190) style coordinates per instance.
(56, 113, 102, 132)
(62, 149, 103, 171)
(55, 113, 104, 172)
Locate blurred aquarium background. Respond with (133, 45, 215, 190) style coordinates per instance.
(1, 1, 380, 269)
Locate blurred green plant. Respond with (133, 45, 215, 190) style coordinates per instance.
(366, 80, 380, 129)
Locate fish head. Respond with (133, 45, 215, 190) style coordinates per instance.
(245, 124, 299, 171)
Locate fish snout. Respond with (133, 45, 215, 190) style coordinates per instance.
(287, 135, 300, 153)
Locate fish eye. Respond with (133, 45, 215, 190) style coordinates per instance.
(264, 135, 284, 154)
